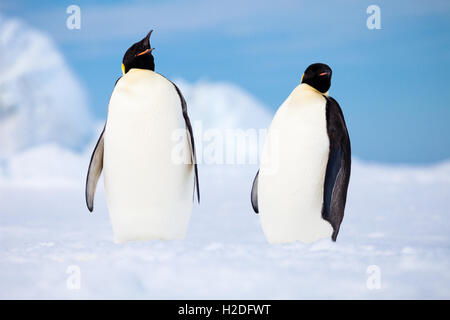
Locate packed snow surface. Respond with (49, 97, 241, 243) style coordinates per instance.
(1, 135, 449, 299)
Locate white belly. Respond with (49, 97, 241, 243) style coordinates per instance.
(103, 69, 194, 243)
(259, 84, 333, 244)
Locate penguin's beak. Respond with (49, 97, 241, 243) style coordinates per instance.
(319, 72, 329, 76)
(142, 29, 154, 48)
(146, 29, 153, 40)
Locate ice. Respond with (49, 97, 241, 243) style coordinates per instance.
(0, 15, 93, 157)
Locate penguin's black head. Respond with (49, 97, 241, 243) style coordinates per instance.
(122, 30, 155, 74)
(301, 63, 332, 93)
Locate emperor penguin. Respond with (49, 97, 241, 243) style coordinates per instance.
(85, 30, 199, 243)
(251, 63, 351, 243)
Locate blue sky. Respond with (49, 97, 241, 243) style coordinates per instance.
(1, 0, 450, 164)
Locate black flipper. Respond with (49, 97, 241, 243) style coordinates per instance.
(322, 96, 351, 241)
(171, 82, 200, 203)
(85, 77, 122, 212)
(85, 127, 105, 212)
(251, 170, 259, 214)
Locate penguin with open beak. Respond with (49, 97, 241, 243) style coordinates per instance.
(86, 30, 199, 243)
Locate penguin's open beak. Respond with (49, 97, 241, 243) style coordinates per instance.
(142, 29, 154, 50)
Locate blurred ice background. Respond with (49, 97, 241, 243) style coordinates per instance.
(0, 15, 92, 157)
(0, 14, 449, 299)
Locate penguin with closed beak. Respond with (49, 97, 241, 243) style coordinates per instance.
(251, 63, 351, 243)
(86, 30, 199, 243)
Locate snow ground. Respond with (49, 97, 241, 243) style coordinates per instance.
(0, 145, 449, 299)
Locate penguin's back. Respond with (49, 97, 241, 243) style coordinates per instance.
(103, 69, 194, 243)
(258, 84, 333, 243)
